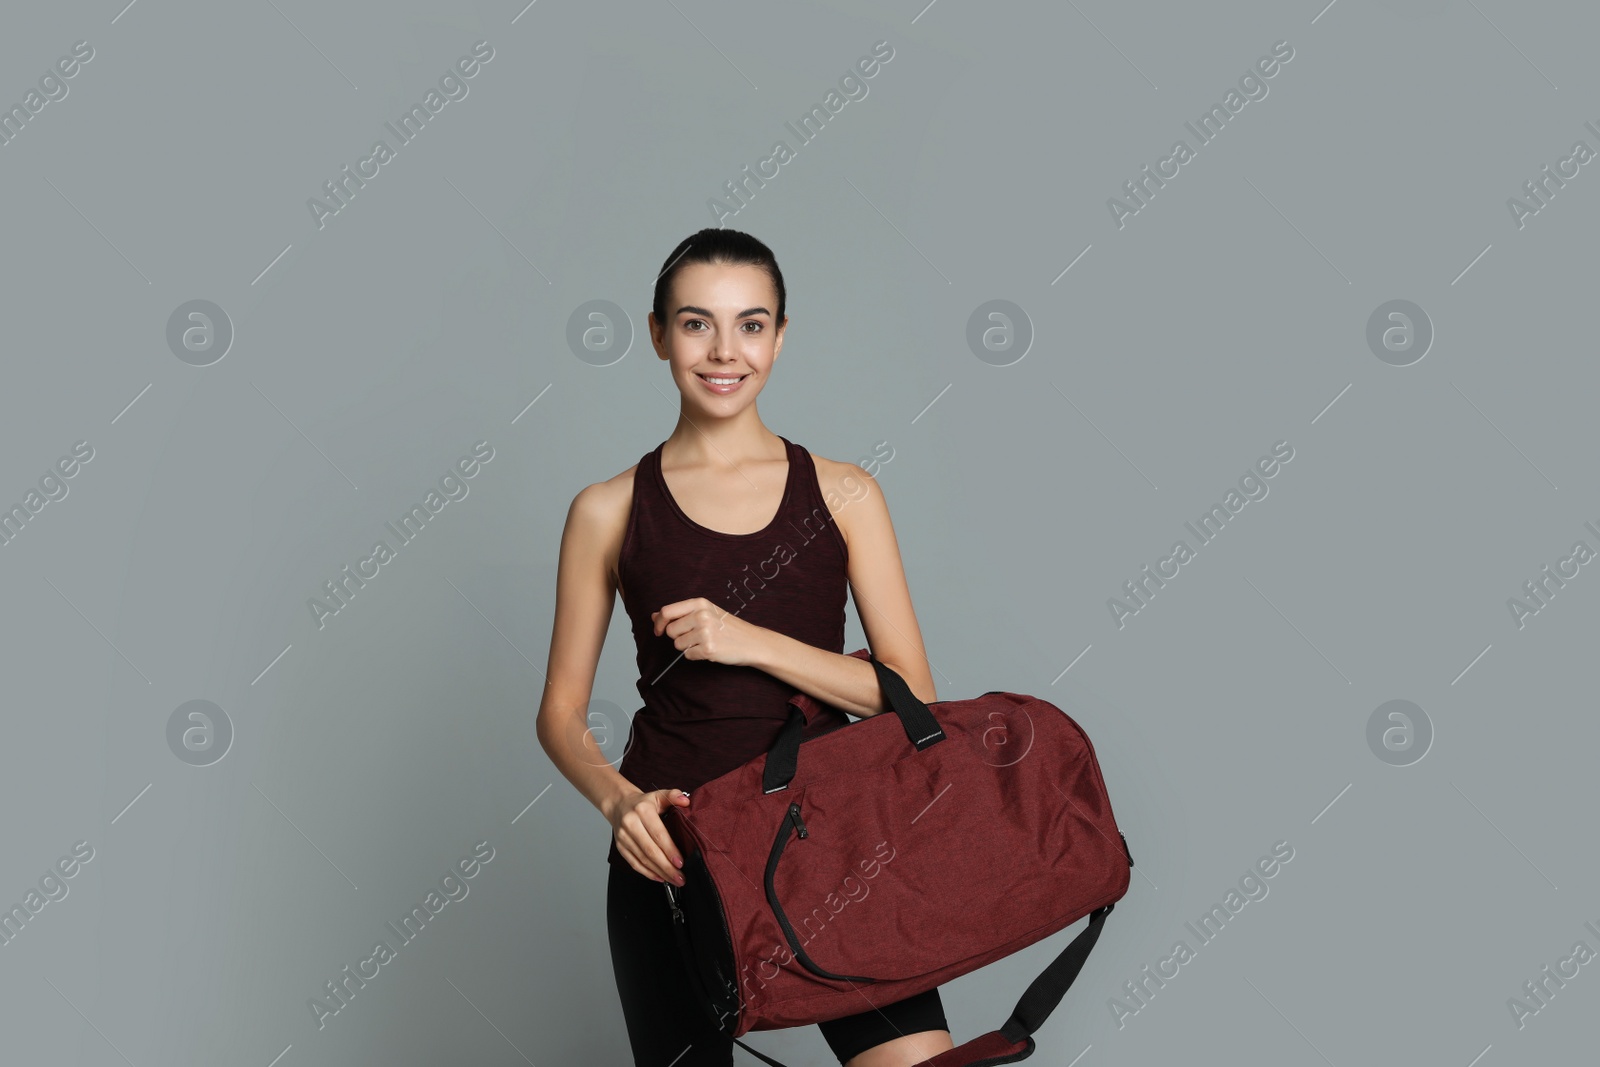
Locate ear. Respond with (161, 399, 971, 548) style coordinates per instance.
(647, 313, 669, 360)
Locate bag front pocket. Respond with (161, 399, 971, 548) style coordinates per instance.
(764, 734, 1112, 983)
(764, 798, 879, 984)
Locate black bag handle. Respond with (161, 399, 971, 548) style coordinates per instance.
(761, 652, 945, 794)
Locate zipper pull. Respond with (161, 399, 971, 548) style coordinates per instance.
(789, 802, 808, 839)
(664, 882, 685, 922)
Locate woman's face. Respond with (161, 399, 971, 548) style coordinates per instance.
(651, 261, 786, 413)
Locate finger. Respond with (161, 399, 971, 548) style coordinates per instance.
(623, 806, 681, 883)
(656, 599, 694, 626)
(658, 598, 712, 634)
(665, 611, 702, 643)
(633, 828, 680, 884)
(670, 627, 706, 658)
(669, 618, 707, 651)
(642, 803, 685, 872)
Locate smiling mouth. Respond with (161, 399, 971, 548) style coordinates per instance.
(696, 372, 750, 384)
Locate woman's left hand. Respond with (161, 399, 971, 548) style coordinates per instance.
(652, 597, 766, 667)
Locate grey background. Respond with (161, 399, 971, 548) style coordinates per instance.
(1, 0, 1594, 1064)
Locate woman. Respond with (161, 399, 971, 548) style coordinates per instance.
(537, 228, 956, 1066)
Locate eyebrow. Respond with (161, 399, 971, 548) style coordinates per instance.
(675, 305, 770, 319)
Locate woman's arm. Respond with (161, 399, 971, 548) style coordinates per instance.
(535, 480, 644, 825)
(540, 478, 688, 884)
(746, 458, 937, 715)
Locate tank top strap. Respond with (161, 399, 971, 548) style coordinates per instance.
(777, 435, 816, 512)
(777, 436, 848, 557)
(616, 442, 665, 597)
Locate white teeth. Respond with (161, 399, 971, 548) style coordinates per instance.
(702, 375, 745, 384)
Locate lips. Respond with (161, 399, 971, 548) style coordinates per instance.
(695, 371, 751, 395)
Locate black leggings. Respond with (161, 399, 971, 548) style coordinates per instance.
(607, 860, 949, 1065)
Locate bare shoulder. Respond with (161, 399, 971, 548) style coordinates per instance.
(806, 451, 887, 546)
(807, 451, 867, 499)
(565, 460, 640, 577)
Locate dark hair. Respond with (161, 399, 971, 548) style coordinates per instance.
(651, 228, 786, 329)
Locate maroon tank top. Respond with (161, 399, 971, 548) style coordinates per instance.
(607, 435, 851, 866)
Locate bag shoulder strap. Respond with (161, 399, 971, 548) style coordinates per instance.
(731, 1036, 792, 1066)
(879, 903, 1115, 1067)
(995, 903, 1113, 1049)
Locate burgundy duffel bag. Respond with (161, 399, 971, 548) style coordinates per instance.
(662, 649, 1133, 1066)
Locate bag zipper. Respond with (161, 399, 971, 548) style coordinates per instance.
(763, 800, 875, 984)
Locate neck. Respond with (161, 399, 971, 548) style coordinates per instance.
(664, 410, 780, 468)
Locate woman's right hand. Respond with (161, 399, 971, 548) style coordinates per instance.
(611, 788, 690, 885)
